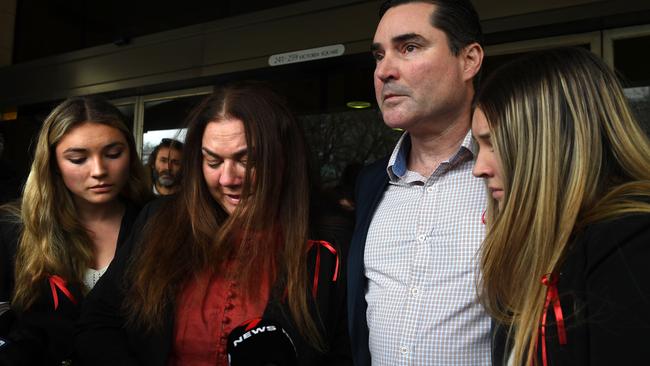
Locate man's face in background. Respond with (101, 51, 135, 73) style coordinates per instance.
(154, 146, 182, 188)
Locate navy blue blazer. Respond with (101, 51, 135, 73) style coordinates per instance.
(347, 156, 389, 366)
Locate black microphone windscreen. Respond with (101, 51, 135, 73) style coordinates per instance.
(227, 318, 297, 366)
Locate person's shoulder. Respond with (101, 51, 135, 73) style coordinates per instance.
(575, 211, 650, 265)
(137, 194, 176, 220)
(584, 211, 650, 241)
(356, 156, 390, 188)
(0, 202, 20, 222)
(361, 156, 390, 176)
(0, 216, 19, 234)
(0, 204, 21, 241)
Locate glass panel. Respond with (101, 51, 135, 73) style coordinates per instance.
(624, 87, 650, 136)
(613, 35, 650, 87)
(614, 35, 650, 134)
(300, 108, 400, 187)
(142, 94, 206, 164)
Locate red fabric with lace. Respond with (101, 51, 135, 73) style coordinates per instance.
(167, 268, 270, 366)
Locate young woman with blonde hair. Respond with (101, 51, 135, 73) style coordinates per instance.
(472, 47, 650, 365)
(0, 96, 151, 364)
(76, 82, 351, 365)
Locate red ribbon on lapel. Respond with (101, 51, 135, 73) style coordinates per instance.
(538, 273, 567, 366)
(307, 240, 339, 298)
(48, 275, 77, 310)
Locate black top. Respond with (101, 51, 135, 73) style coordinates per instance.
(494, 212, 650, 365)
(75, 197, 353, 366)
(0, 201, 140, 366)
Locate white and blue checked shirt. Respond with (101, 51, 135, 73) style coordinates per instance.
(364, 131, 491, 365)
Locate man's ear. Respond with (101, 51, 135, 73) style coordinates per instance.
(461, 42, 484, 82)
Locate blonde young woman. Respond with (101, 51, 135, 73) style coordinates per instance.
(0, 96, 151, 365)
(472, 47, 650, 366)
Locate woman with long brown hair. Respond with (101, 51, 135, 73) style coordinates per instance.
(472, 47, 650, 365)
(76, 82, 351, 365)
(0, 96, 151, 365)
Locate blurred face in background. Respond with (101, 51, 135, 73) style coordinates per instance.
(154, 146, 182, 188)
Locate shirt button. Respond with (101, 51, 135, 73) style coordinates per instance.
(411, 286, 419, 297)
(418, 235, 426, 242)
(400, 346, 409, 355)
(426, 186, 434, 193)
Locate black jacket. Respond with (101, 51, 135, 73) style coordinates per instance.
(346, 157, 389, 366)
(493, 212, 650, 365)
(0, 202, 140, 365)
(75, 197, 353, 365)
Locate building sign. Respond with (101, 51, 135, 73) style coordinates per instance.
(269, 44, 345, 66)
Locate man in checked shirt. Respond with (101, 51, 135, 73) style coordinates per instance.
(347, 1, 491, 365)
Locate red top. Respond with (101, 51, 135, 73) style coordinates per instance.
(167, 269, 270, 366)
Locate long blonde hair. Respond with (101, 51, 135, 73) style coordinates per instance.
(12, 96, 151, 310)
(477, 47, 650, 365)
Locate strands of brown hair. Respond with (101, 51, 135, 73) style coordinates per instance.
(124, 82, 324, 349)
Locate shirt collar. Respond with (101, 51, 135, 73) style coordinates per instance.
(386, 132, 410, 181)
(386, 129, 476, 182)
(462, 129, 478, 157)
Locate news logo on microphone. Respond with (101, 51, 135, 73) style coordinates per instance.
(227, 318, 297, 366)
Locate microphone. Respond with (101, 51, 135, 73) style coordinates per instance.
(227, 318, 297, 366)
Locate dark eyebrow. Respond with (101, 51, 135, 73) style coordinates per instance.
(393, 33, 427, 45)
(62, 141, 125, 154)
(62, 147, 87, 154)
(475, 132, 492, 140)
(103, 142, 126, 150)
(201, 147, 248, 159)
(371, 33, 427, 53)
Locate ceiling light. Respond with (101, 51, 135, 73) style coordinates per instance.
(346, 101, 371, 109)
